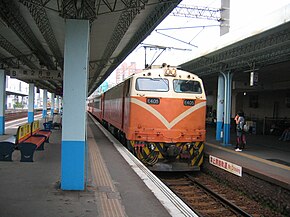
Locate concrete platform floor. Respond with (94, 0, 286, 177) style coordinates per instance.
(0, 129, 99, 217)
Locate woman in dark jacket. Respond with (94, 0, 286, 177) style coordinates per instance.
(234, 112, 246, 151)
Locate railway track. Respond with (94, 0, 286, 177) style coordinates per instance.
(160, 172, 283, 217)
(5, 109, 44, 121)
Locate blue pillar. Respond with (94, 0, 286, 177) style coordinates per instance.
(42, 89, 47, 118)
(51, 93, 55, 116)
(221, 71, 233, 146)
(58, 96, 63, 115)
(56, 95, 59, 113)
(61, 19, 89, 190)
(28, 83, 35, 123)
(0, 70, 6, 135)
(216, 75, 224, 141)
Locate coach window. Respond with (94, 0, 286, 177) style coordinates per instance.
(173, 80, 202, 94)
(94, 99, 100, 109)
(135, 78, 169, 92)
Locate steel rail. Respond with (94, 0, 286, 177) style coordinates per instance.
(186, 174, 253, 217)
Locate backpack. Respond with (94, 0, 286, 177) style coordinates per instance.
(243, 124, 249, 132)
(237, 116, 245, 132)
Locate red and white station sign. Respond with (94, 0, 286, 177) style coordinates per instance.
(209, 155, 242, 177)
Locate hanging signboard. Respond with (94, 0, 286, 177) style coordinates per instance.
(8, 68, 63, 80)
(250, 71, 258, 86)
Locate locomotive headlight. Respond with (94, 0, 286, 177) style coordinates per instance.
(149, 143, 156, 151)
(185, 142, 193, 150)
(185, 142, 191, 147)
(164, 68, 177, 77)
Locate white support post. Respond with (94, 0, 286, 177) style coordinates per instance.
(61, 19, 89, 190)
(28, 83, 35, 123)
(51, 93, 55, 116)
(0, 70, 6, 135)
(42, 89, 47, 118)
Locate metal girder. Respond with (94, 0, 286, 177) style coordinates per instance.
(180, 22, 290, 77)
(88, 0, 144, 93)
(0, 34, 39, 69)
(88, 0, 181, 95)
(0, 0, 56, 70)
(19, 0, 64, 69)
(0, 34, 60, 93)
(34, 79, 57, 93)
(60, 0, 96, 23)
(0, 53, 19, 68)
(21, 0, 150, 17)
(89, 57, 117, 71)
(172, 4, 221, 21)
(96, 0, 147, 15)
(1, 53, 43, 67)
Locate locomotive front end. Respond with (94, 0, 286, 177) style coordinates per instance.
(126, 66, 206, 171)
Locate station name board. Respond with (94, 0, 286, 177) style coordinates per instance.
(8, 68, 63, 80)
(209, 155, 242, 177)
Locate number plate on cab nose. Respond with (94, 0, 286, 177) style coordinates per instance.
(146, 98, 160, 105)
(184, 99, 195, 106)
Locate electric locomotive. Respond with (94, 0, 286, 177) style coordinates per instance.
(88, 65, 206, 171)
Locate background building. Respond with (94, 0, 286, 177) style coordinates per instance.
(116, 62, 142, 84)
(5, 76, 48, 110)
(93, 62, 142, 96)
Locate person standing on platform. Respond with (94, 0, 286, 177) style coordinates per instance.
(234, 111, 246, 151)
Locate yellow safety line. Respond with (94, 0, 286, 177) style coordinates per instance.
(87, 126, 126, 217)
(206, 142, 290, 171)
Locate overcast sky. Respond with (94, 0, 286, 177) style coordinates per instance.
(106, 0, 290, 84)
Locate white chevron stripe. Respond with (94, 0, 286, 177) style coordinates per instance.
(131, 98, 206, 129)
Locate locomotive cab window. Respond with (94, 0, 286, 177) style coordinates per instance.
(136, 77, 169, 92)
(173, 80, 202, 94)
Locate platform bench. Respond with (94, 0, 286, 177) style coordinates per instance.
(0, 123, 31, 161)
(0, 121, 50, 162)
(0, 136, 17, 161)
(31, 120, 52, 143)
(18, 122, 48, 162)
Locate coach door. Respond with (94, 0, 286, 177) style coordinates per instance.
(122, 79, 131, 129)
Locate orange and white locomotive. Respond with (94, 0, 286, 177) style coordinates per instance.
(88, 65, 206, 171)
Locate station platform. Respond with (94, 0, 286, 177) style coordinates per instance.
(0, 115, 196, 217)
(0, 117, 99, 217)
(205, 126, 290, 189)
(0, 115, 289, 217)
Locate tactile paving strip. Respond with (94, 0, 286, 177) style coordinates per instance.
(87, 127, 126, 217)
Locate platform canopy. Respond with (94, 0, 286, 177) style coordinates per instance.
(180, 5, 290, 91)
(0, 0, 181, 96)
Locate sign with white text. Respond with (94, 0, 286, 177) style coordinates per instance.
(250, 71, 258, 86)
(9, 68, 63, 80)
(209, 155, 242, 177)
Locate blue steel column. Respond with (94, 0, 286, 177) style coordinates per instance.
(0, 70, 6, 135)
(56, 96, 59, 113)
(216, 75, 224, 141)
(42, 89, 47, 118)
(221, 71, 233, 145)
(28, 83, 35, 123)
(59, 97, 62, 109)
(51, 93, 55, 116)
(61, 19, 89, 190)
